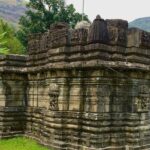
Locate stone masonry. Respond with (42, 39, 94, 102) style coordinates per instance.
(0, 15, 150, 150)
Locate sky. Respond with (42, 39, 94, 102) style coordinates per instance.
(66, 0, 150, 22)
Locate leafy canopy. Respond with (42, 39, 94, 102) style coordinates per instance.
(17, 0, 89, 48)
(0, 32, 9, 54)
(0, 19, 25, 54)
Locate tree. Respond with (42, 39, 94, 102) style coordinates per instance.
(0, 19, 25, 54)
(17, 0, 89, 48)
(0, 32, 9, 54)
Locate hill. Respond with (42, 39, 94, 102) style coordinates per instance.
(0, 0, 27, 27)
(129, 17, 150, 32)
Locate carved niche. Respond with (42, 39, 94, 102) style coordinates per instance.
(134, 85, 150, 112)
(69, 28, 88, 46)
(48, 83, 59, 111)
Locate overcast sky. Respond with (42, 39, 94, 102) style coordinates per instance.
(66, 0, 150, 22)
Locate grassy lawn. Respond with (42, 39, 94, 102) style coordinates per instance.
(0, 137, 49, 150)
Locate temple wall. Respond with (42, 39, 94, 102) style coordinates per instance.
(25, 68, 150, 150)
(0, 55, 27, 138)
(0, 17, 150, 149)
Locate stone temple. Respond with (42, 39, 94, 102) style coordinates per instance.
(0, 15, 150, 150)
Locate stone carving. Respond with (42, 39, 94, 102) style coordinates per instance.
(88, 15, 109, 44)
(39, 32, 48, 52)
(141, 31, 150, 48)
(107, 19, 128, 46)
(4, 82, 12, 107)
(28, 34, 35, 52)
(135, 85, 149, 112)
(69, 28, 88, 45)
(28, 32, 48, 53)
(28, 34, 41, 53)
(127, 28, 150, 48)
(135, 97, 149, 112)
(48, 22, 69, 48)
(48, 83, 59, 111)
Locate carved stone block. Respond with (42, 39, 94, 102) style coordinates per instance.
(39, 32, 48, 52)
(69, 28, 88, 46)
(107, 19, 128, 46)
(48, 83, 59, 111)
(28, 33, 41, 53)
(48, 22, 69, 48)
(88, 15, 109, 44)
(127, 28, 150, 48)
(135, 97, 149, 112)
(134, 85, 150, 112)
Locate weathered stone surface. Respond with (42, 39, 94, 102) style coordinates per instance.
(107, 19, 128, 46)
(48, 22, 69, 48)
(0, 15, 150, 150)
(48, 83, 59, 110)
(88, 15, 109, 44)
(127, 27, 150, 48)
(28, 33, 41, 54)
(69, 28, 88, 45)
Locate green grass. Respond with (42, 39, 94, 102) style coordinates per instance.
(0, 137, 49, 150)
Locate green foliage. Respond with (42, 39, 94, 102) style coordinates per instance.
(0, 137, 49, 150)
(0, 19, 25, 54)
(129, 17, 150, 32)
(17, 0, 89, 48)
(0, 32, 9, 54)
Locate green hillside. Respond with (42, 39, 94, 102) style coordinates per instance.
(129, 17, 150, 32)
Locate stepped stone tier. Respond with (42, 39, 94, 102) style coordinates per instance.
(0, 15, 150, 150)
